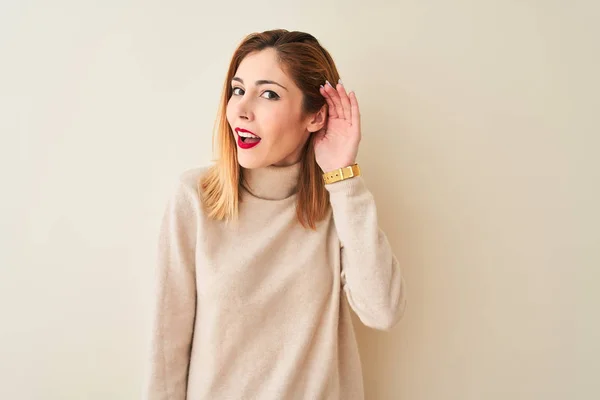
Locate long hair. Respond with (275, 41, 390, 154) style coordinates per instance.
(199, 29, 341, 230)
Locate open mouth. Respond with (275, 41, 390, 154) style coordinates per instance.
(235, 128, 262, 147)
(240, 136, 261, 143)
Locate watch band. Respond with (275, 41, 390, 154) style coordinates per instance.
(322, 163, 361, 184)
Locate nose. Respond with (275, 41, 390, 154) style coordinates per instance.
(238, 108, 253, 122)
(235, 96, 254, 121)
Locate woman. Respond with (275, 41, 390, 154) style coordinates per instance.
(144, 29, 407, 399)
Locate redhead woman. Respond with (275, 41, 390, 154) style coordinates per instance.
(143, 29, 407, 400)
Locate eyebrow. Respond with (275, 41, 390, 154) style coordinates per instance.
(231, 77, 288, 91)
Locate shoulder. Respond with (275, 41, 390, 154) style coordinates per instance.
(177, 164, 214, 194)
(163, 164, 214, 212)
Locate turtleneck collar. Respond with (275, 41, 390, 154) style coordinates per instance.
(240, 160, 302, 201)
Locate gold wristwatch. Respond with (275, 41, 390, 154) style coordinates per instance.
(322, 163, 361, 184)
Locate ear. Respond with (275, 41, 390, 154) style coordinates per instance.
(306, 104, 327, 133)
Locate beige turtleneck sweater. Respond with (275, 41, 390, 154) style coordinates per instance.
(143, 160, 407, 399)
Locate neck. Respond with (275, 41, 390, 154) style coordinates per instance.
(240, 160, 302, 201)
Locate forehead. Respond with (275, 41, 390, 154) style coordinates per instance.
(235, 48, 288, 83)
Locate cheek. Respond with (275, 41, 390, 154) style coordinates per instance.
(265, 111, 297, 137)
(225, 100, 234, 123)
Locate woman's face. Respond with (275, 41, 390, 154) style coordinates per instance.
(226, 48, 322, 169)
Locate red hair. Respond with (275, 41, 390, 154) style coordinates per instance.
(200, 29, 342, 230)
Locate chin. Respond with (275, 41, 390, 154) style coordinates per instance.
(237, 157, 267, 170)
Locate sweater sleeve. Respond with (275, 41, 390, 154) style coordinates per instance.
(325, 174, 407, 331)
(143, 176, 199, 399)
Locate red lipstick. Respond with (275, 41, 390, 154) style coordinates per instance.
(235, 127, 261, 149)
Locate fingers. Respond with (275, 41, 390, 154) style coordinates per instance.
(349, 90, 360, 128)
(336, 81, 352, 122)
(320, 79, 354, 123)
(321, 80, 344, 120)
(319, 84, 338, 119)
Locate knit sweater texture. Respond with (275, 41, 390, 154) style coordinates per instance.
(143, 160, 407, 399)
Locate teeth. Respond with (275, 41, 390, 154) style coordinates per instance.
(238, 131, 259, 138)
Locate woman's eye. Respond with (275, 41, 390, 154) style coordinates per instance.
(262, 90, 280, 100)
(231, 87, 279, 100)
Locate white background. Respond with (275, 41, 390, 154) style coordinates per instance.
(1, 1, 598, 399)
